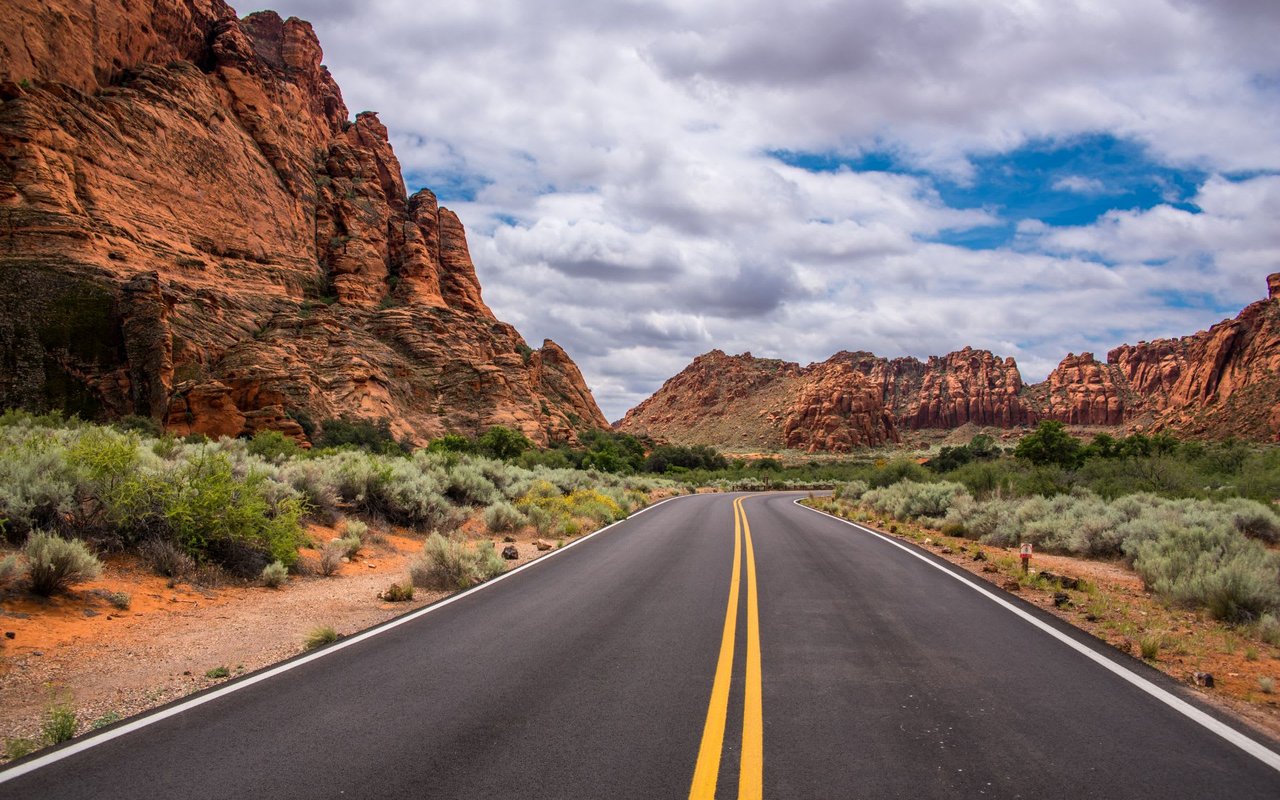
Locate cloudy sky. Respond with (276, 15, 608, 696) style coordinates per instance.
(263, 0, 1280, 421)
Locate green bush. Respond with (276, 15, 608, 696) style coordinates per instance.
(303, 625, 338, 650)
(862, 481, 967, 521)
(316, 416, 407, 454)
(41, 701, 77, 744)
(475, 426, 532, 461)
(338, 534, 362, 559)
(24, 532, 102, 596)
(381, 581, 414, 601)
(1014, 421, 1083, 468)
(3, 737, 37, 760)
(342, 519, 369, 542)
(116, 451, 306, 568)
(246, 430, 304, 462)
(261, 560, 288, 588)
(484, 501, 526, 533)
(1129, 525, 1280, 622)
(409, 533, 506, 590)
(834, 480, 869, 501)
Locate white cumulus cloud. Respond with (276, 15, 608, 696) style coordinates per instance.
(264, 0, 1280, 420)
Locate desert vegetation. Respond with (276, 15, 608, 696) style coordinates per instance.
(806, 422, 1280, 630)
(0, 411, 674, 594)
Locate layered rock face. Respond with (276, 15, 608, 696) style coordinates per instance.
(617, 350, 808, 450)
(1033, 353, 1130, 426)
(0, 0, 606, 444)
(621, 275, 1280, 448)
(781, 358, 899, 452)
(903, 348, 1031, 429)
(1106, 277, 1280, 439)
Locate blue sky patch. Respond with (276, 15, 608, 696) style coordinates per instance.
(771, 134, 1208, 249)
(406, 170, 493, 204)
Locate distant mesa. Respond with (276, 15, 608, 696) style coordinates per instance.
(619, 274, 1280, 450)
(0, 0, 607, 445)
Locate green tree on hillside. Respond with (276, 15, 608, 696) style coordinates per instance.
(1014, 421, 1082, 468)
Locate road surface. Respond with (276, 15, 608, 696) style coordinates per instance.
(3, 492, 1278, 798)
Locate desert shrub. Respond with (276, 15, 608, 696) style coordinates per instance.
(524, 505, 562, 536)
(442, 463, 498, 506)
(205, 665, 230, 679)
(862, 481, 967, 521)
(303, 625, 339, 650)
(139, 539, 194, 578)
(1219, 498, 1280, 544)
(132, 451, 306, 567)
(319, 541, 344, 577)
(0, 435, 78, 537)
(944, 459, 1021, 498)
(41, 702, 77, 744)
(1129, 525, 1280, 622)
(1139, 635, 1162, 661)
(867, 459, 930, 488)
(338, 534, 362, 559)
(315, 416, 406, 453)
(409, 533, 506, 590)
(279, 459, 340, 522)
(834, 480, 869, 501)
(342, 519, 369, 542)
(381, 581, 414, 601)
(560, 518, 582, 537)
(4, 737, 37, 760)
(0, 554, 18, 587)
(260, 560, 288, 588)
(24, 532, 102, 596)
(106, 591, 130, 610)
(484, 501, 525, 533)
(1258, 614, 1280, 646)
(566, 489, 625, 524)
(246, 430, 304, 463)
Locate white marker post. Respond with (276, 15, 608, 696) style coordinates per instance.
(1020, 542, 1033, 574)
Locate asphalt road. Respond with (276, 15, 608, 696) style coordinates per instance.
(3, 492, 1278, 799)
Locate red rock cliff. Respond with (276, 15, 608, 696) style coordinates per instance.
(621, 275, 1280, 448)
(781, 358, 899, 452)
(0, 0, 607, 444)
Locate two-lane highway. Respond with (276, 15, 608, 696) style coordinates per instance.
(3, 492, 1278, 798)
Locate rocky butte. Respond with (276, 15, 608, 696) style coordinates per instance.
(619, 275, 1280, 451)
(0, 0, 607, 445)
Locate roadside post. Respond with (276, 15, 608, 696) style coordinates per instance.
(1020, 542, 1033, 574)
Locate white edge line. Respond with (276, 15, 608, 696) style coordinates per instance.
(792, 498, 1280, 774)
(0, 492, 698, 784)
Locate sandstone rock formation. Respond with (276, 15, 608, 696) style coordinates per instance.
(621, 275, 1280, 448)
(903, 348, 1031, 429)
(1033, 353, 1130, 426)
(781, 358, 898, 452)
(618, 351, 807, 450)
(0, 0, 607, 445)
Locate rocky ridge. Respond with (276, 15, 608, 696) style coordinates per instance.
(620, 275, 1280, 450)
(0, 0, 607, 444)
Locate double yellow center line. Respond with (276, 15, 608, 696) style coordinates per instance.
(689, 496, 763, 799)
